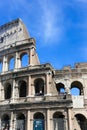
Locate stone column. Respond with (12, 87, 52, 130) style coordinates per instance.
(27, 76, 31, 97)
(29, 48, 32, 66)
(68, 109, 73, 130)
(30, 47, 35, 66)
(13, 113, 16, 130)
(5, 56, 8, 72)
(65, 79, 70, 94)
(10, 112, 14, 130)
(1, 82, 4, 100)
(2, 56, 5, 72)
(14, 81, 19, 99)
(47, 109, 50, 130)
(0, 116, 1, 130)
(27, 110, 30, 130)
(15, 52, 21, 69)
(65, 117, 69, 130)
(12, 79, 16, 103)
(0, 81, 2, 101)
(2, 56, 8, 72)
(45, 72, 52, 96)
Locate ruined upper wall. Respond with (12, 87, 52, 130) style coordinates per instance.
(0, 18, 30, 50)
(55, 62, 87, 78)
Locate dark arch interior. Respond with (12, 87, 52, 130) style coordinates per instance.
(17, 113, 25, 120)
(75, 114, 87, 130)
(34, 78, 44, 96)
(34, 112, 44, 119)
(19, 80, 27, 97)
(5, 83, 11, 99)
(17, 113, 25, 130)
(53, 112, 64, 118)
(75, 114, 86, 122)
(1, 114, 10, 130)
(56, 83, 65, 94)
(2, 114, 9, 121)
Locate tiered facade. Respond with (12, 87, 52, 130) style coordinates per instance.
(0, 19, 86, 130)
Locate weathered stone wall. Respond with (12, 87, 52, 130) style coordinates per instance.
(0, 19, 86, 130)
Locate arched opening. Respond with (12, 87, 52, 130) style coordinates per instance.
(33, 112, 45, 130)
(1, 114, 10, 130)
(0, 60, 2, 73)
(19, 80, 27, 97)
(56, 83, 65, 94)
(53, 112, 65, 130)
(21, 53, 29, 67)
(5, 83, 12, 99)
(75, 114, 87, 130)
(8, 57, 15, 70)
(70, 81, 83, 96)
(16, 113, 25, 130)
(34, 78, 44, 96)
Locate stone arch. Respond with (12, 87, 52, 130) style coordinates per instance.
(33, 112, 45, 130)
(70, 81, 84, 95)
(8, 55, 15, 70)
(34, 112, 45, 119)
(1, 114, 10, 130)
(34, 78, 44, 96)
(4, 82, 12, 99)
(20, 52, 29, 67)
(75, 113, 87, 130)
(56, 83, 65, 94)
(53, 112, 65, 130)
(16, 113, 25, 130)
(18, 80, 27, 97)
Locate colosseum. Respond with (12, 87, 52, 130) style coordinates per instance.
(0, 18, 86, 130)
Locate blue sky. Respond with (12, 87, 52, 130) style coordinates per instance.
(0, 0, 87, 69)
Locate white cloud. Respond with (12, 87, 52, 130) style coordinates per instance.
(37, 0, 64, 46)
(76, 0, 87, 3)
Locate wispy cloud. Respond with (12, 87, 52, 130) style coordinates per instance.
(76, 0, 87, 3)
(37, 0, 64, 46)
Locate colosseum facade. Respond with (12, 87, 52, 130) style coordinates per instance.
(0, 18, 86, 130)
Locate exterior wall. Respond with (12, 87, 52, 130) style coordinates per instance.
(0, 19, 87, 130)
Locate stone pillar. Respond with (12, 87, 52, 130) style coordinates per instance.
(29, 48, 32, 66)
(15, 52, 21, 69)
(0, 116, 1, 130)
(47, 109, 50, 130)
(12, 79, 16, 103)
(65, 117, 69, 130)
(30, 47, 36, 66)
(2, 56, 8, 72)
(45, 72, 52, 96)
(27, 110, 30, 130)
(65, 79, 70, 94)
(5, 56, 8, 72)
(13, 113, 16, 130)
(0, 81, 2, 101)
(15, 81, 19, 98)
(15, 52, 18, 69)
(28, 76, 31, 97)
(68, 109, 73, 130)
(2, 56, 5, 72)
(50, 118, 53, 130)
(10, 112, 14, 130)
(1, 82, 4, 100)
